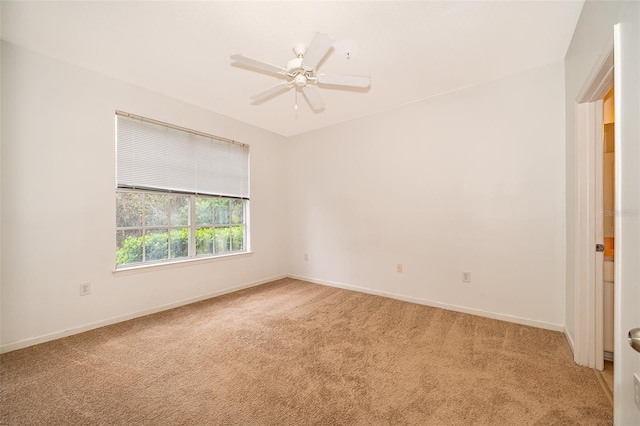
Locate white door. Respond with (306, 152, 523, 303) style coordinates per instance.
(613, 5, 640, 424)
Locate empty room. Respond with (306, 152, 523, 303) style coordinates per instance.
(1, 1, 639, 425)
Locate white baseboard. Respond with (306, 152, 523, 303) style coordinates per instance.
(0, 274, 285, 354)
(289, 274, 565, 332)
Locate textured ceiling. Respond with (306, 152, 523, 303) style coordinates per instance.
(1, 1, 584, 137)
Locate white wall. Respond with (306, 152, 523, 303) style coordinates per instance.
(563, 0, 634, 350)
(287, 62, 566, 329)
(0, 42, 288, 351)
(1, 41, 570, 351)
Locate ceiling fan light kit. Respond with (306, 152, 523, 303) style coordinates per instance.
(231, 33, 371, 112)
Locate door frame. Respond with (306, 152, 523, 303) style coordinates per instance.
(572, 42, 614, 370)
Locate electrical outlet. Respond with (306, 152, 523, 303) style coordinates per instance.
(634, 373, 640, 410)
(397, 264, 403, 273)
(304, 253, 308, 261)
(462, 272, 471, 283)
(79, 282, 91, 296)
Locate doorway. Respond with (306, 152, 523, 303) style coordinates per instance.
(600, 86, 615, 399)
(572, 43, 612, 373)
(574, 18, 640, 424)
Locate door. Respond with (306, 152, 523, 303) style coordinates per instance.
(613, 7, 640, 424)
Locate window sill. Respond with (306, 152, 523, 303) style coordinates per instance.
(112, 251, 253, 276)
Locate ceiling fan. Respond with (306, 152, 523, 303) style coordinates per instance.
(230, 33, 371, 112)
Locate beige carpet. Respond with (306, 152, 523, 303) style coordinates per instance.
(1, 278, 611, 425)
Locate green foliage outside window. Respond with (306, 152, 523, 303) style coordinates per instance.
(116, 226, 244, 265)
(116, 191, 246, 267)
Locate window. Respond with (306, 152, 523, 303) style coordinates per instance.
(115, 112, 249, 268)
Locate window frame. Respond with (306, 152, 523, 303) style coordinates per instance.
(114, 111, 250, 271)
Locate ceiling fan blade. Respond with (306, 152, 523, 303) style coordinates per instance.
(230, 54, 287, 76)
(250, 82, 293, 102)
(301, 33, 334, 71)
(302, 85, 325, 111)
(317, 74, 371, 88)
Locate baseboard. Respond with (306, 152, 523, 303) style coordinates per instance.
(289, 274, 565, 332)
(0, 274, 286, 354)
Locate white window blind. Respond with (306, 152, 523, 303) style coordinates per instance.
(116, 113, 249, 199)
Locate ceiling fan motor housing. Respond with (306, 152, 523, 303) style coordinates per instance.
(287, 57, 305, 73)
(287, 57, 315, 87)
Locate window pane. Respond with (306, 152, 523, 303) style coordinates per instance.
(231, 225, 244, 251)
(169, 228, 189, 259)
(214, 227, 230, 253)
(169, 195, 189, 226)
(116, 229, 143, 265)
(195, 196, 213, 226)
(214, 198, 230, 224)
(116, 192, 142, 227)
(145, 229, 169, 261)
(231, 199, 243, 224)
(196, 227, 213, 255)
(145, 194, 169, 226)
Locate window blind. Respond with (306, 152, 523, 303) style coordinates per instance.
(116, 113, 249, 199)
